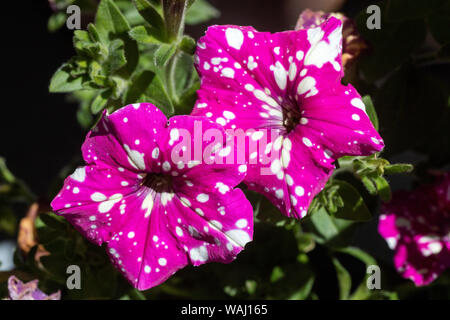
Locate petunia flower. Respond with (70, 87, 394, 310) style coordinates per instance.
(379, 173, 450, 286)
(5, 276, 60, 300)
(51, 103, 253, 290)
(191, 17, 383, 219)
(295, 9, 368, 69)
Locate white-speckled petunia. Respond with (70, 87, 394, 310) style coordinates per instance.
(379, 173, 450, 286)
(191, 17, 384, 219)
(51, 103, 253, 290)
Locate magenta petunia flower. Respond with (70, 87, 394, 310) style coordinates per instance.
(295, 9, 368, 69)
(5, 276, 60, 300)
(379, 173, 450, 286)
(191, 17, 383, 219)
(51, 103, 253, 290)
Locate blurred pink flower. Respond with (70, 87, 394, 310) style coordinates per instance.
(379, 173, 450, 286)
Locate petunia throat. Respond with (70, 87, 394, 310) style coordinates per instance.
(281, 99, 302, 134)
(141, 173, 173, 193)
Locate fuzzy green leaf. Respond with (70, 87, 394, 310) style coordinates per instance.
(179, 35, 196, 55)
(133, 0, 165, 33)
(48, 12, 67, 32)
(384, 163, 414, 174)
(103, 39, 127, 75)
(374, 176, 392, 202)
(91, 89, 111, 114)
(49, 63, 84, 93)
(154, 43, 177, 67)
(128, 26, 161, 44)
(332, 257, 352, 300)
(95, 0, 131, 43)
(333, 180, 372, 221)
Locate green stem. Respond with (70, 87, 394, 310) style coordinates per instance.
(165, 50, 180, 105)
(162, 0, 188, 42)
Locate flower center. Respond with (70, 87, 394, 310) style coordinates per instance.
(282, 100, 301, 134)
(141, 173, 172, 193)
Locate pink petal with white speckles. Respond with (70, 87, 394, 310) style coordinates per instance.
(82, 103, 167, 173)
(379, 174, 450, 286)
(51, 103, 254, 290)
(192, 17, 383, 219)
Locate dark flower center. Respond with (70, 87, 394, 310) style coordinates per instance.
(142, 173, 172, 193)
(282, 100, 302, 134)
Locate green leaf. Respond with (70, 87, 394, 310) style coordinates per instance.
(49, 63, 84, 93)
(296, 233, 316, 253)
(128, 288, 147, 300)
(95, 0, 131, 43)
(124, 70, 173, 115)
(128, 26, 161, 44)
(87, 23, 101, 43)
(91, 89, 111, 114)
(0, 157, 15, 183)
(308, 208, 354, 243)
(39, 212, 67, 230)
(373, 176, 392, 202)
(384, 163, 414, 174)
(287, 275, 315, 300)
(362, 95, 379, 131)
(124, 70, 156, 104)
(361, 175, 377, 195)
(332, 257, 352, 300)
(154, 43, 177, 67)
(178, 35, 196, 55)
(173, 52, 197, 98)
(337, 247, 377, 266)
(270, 266, 285, 283)
(333, 180, 372, 221)
(133, 0, 165, 33)
(48, 12, 67, 32)
(336, 247, 377, 300)
(0, 205, 16, 235)
(245, 280, 257, 296)
(185, 0, 220, 25)
(103, 39, 127, 75)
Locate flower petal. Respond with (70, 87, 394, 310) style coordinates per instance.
(82, 103, 167, 173)
(192, 18, 381, 219)
(379, 175, 450, 286)
(52, 106, 254, 290)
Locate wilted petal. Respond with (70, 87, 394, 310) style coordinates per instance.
(6, 276, 60, 300)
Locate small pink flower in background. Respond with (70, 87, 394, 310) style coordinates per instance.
(5, 276, 60, 300)
(295, 9, 368, 69)
(51, 103, 253, 290)
(191, 17, 383, 219)
(379, 173, 450, 286)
